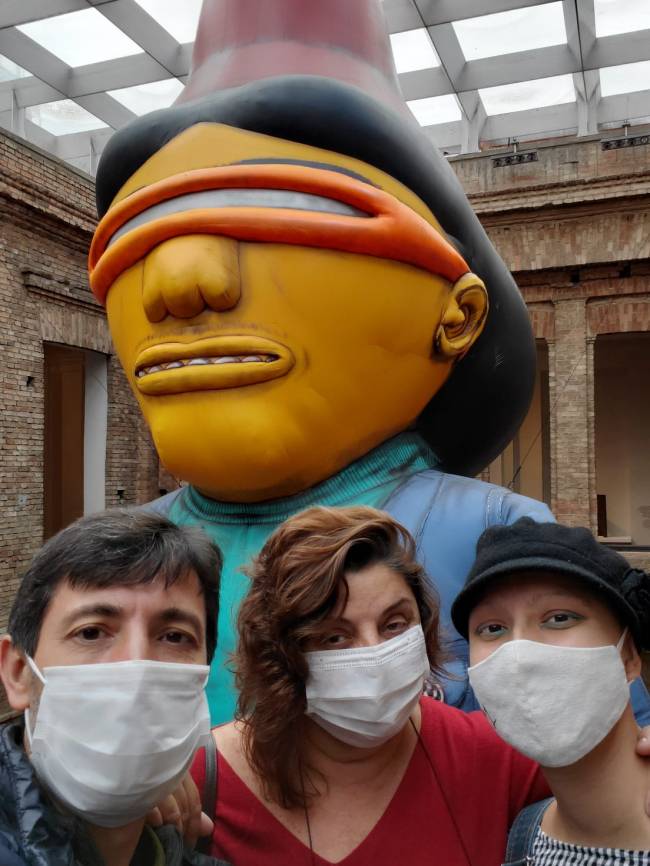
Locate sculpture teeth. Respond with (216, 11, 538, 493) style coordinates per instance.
(136, 354, 279, 377)
(211, 355, 242, 365)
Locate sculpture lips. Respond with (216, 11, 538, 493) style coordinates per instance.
(134, 336, 294, 396)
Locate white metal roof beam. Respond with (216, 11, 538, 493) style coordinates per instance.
(68, 54, 177, 99)
(398, 66, 453, 101)
(586, 31, 650, 70)
(427, 22, 466, 86)
(483, 102, 577, 139)
(574, 69, 600, 136)
(74, 91, 135, 128)
(0, 0, 87, 29)
(0, 78, 63, 111)
(454, 44, 578, 91)
(415, 0, 561, 26)
(457, 91, 486, 153)
(573, 0, 597, 59)
(381, 0, 422, 33)
(0, 29, 70, 95)
(94, 0, 189, 78)
(55, 125, 113, 159)
(599, 91, 650, 125)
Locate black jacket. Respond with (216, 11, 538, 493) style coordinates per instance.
(0, 720, 230, 866)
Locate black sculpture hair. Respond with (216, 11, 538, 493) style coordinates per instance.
(96, 75, 536, 477)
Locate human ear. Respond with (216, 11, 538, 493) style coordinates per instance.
(435, 273, 489, 359)
(0, 634, 32, 712)
(621, 632, 642, 682)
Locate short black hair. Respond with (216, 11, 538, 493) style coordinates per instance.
(8, 510, 222, 661)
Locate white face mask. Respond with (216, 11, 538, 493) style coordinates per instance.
(26, 657, 211, 828)
(468, 632, 630, 767)
(304, 625, 430, 749)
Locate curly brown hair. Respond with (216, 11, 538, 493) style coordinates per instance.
(234, 505, 442, 810)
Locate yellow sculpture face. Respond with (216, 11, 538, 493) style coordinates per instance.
(100, 125, 488, 501)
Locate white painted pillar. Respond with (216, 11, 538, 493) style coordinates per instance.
(83, 351, 108, 515)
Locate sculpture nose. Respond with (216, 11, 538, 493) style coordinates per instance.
(142, 235, 241, 322)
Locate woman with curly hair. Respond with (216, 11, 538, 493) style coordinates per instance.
(191, 505, 551, 865)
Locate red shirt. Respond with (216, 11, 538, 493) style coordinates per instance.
(192, 698, 550, 866)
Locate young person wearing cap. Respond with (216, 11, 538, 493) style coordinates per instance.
(451, 518, 650, 864)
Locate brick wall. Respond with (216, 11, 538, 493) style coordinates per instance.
(0, 130, 158, 718)
(450, 137, 650, 532)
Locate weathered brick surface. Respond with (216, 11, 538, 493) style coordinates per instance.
(587, 295, 650, 336)
(450, 136, 650, 533)
(0, 131, 158, 718)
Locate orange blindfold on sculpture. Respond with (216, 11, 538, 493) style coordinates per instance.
(88, 163, 470, 305)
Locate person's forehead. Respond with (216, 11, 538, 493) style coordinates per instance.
(46, 570, 205, 621)
(473, 570, 594, 609)
(338, 562, 415, 613)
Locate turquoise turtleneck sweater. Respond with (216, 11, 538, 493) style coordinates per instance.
(166, 433, 437, 723)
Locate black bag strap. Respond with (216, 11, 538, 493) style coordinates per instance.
(502, 797, 553, 865)
(195, 735, 218, 856)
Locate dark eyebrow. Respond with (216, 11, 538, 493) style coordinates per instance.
(525, 589, 594, 607)
(330, 596, 416, 626)
(381, 597, 417, 617)
(157, 607, 205, 639)
(60, 604, 123, 632)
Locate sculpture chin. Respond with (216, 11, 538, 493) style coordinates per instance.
(147, 395, 320, 502)
(146, 391, 406, 503)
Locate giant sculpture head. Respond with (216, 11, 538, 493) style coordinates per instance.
(90, 0, 535, 502)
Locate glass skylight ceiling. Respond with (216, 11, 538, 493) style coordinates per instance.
(0, 0, 648, 174)
(600, 60, 650, 99)
(453, 3, 567, 62)
(0, 54, 29, 83)
(108, 79, 186, 116)
(408, 95, 461, 126)
(594, 0, 650, 38)
(480, 74, 576, 116)
(133, 0, 203, 44)
(26, 100, 107, 136)
(18, 10, 143, 67)
(390, 29, 439, 74)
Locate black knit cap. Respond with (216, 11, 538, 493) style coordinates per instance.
(451, 517, 650, 650)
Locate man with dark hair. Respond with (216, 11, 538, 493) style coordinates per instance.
(0, 510, 229, 866)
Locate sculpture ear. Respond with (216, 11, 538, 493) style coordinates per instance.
(435, 273, 489, 360)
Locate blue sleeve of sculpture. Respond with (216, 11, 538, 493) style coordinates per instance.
(498, 489, 555, 525)
(630, 677, 650, 727)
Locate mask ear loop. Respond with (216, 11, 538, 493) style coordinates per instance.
(616, 628, 628, 652)
(24, 656, 46, 748)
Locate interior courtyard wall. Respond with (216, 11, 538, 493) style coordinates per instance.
(450, 136, 650, 558)
(0, 130, 158, 717)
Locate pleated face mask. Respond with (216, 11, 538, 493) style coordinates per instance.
(25, 657, 211, 827)
(304, 625, 430, 748)
(468, 632, 630, 767)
